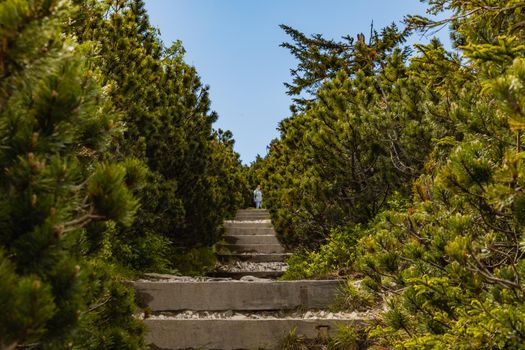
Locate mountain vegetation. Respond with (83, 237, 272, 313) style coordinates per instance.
(0, 0, 245, 347)
(255, 0, 525, 348)
(3, 0, 525, 348)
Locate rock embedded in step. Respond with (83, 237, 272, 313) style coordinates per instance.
(239, 275, 271, 282)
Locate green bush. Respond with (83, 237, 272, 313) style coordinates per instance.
(0, 0, 144, 346)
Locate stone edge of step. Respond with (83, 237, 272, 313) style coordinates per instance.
(233, 220, 271, 223)
(143, 310, 376, 321)
(134, 273, 341, 284)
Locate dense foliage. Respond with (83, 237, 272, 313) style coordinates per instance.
(0, 1, 144, 347)
(70, 0, 247, 272)
(262, 23, 463, 249)
(1, 0, 246, 347)
(257, 0, 525, 348)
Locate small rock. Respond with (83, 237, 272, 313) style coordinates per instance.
(240, 275, 269, 281)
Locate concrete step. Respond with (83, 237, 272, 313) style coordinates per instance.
(207, 271, 284, 279)
(237, 209, 269, 213)
(217, 253, 291, 263)
(133, 280, 341, 311)
(235, 215, 271, 221)
(223, 235, 280, 245)
(225, 226, 275, 235)
(219, 243, 285, 254)
(144, 318, 363, 350)
(225, 222, 273, 229)
(235, 209, 269, 217)
(236, 210, 270, 215)
(235, 213, 270, 219)
(236, 209, 269, 214)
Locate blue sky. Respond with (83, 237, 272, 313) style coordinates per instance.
(143, 1, 451, 164)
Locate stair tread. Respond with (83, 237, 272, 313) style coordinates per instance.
(144, 318, 366, 350)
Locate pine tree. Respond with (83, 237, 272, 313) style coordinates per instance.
(0, 0, 144, 347)
(279, 23, 408, 111)
(261, 28, 459, 250)
(70, 0, 246, 272)
(251, 1, 525, 348)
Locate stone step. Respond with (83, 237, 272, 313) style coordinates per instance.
(237, 209, 269, 213)
(236, 210, 270, 215)
(225, 226, 276, 235)
(225, 221, 273, 229)
(234, 213, 270, 219)
(219, 243, 285, 254)
(236, 209, 269, 215)
(217, 253, 291, 263)
(144, 318, 364, 350)
(236, 209, 269, 214)
(235, 215, 271, 221)
(223, 235, 280, 245)
(133, 280, 341, 311)
(207, 271, 284, 279)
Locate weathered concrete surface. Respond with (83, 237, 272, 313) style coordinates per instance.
(234, 214, 270, 220)
(223, 235, 280, 245)
(220, 244, 285, 254)
(217, 253, 291, 263)
(234, 216, 270, 221)
(207, 271, 284, 279)
(225, 227, 276, 235)
(224, 222, 273, 229)
(133, 280, 342, 311)
(235, 209, 270, 220)
(214, 209, 286, 279)
(145, 318, 363, 350)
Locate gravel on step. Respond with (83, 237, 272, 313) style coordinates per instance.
(214, 261, 288, 273)
(224, 219, 271, 223)
(144, 309, 376, 321)
(137, 273, 275, 283)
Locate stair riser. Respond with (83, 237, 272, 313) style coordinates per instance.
(225, 227, 275, 235)
(220, 244, 285, 254)
(224, 222, 273, 230)
(236, 210, 268, 215)
(217, 254, 290, 263)
(235, 211, 269, 217)
(145, 319, 362, 350)
(235, 215, 271, 220)
(223, 235, 280, 245)
(207, 271, 284, 279)
(234, 217, 270, 220)
(236, 209, 269, 213)
(133, 280, 341, 311)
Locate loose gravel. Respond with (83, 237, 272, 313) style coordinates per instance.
(224, 219, 272, 223)
(214, 261, 288, 273)
(137, 273, 276, 283)
(144, 309, 376, 321)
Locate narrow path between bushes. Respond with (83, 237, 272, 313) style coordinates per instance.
(133, 209, 372, 349)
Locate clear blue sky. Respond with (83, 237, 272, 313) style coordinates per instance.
(143, 1, 450, 164)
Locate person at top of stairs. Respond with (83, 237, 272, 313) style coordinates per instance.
(253, 184, 263, 209)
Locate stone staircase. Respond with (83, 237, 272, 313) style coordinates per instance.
(211, 209, 289, 279)
(132, 209, 367, 349)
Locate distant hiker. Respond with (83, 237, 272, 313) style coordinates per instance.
(253, 185, 263, 209)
